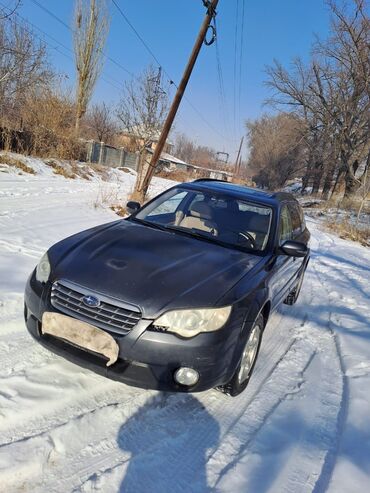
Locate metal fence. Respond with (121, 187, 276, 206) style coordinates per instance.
(86, 141, 139, 171)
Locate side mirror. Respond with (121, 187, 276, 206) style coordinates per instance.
(126, 201, 141, 215)
(280, 240, 308, 258)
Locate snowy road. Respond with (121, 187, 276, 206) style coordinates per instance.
(0, 171, 369, 493)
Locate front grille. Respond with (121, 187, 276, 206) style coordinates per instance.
(50, 280, 141, 336)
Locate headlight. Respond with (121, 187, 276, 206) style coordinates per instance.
(154, 306, 232, 338)
(36, 252, 51, 283)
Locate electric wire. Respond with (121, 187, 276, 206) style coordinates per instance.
(238, 0, 246, 133)
(213, 15, 231, 144)
(233, 0, 240, 141)
(0, 1, 123, 92)
(29, 0, 134, 77)
(111, 0, 234, 143)
(27, 0, 233, 144)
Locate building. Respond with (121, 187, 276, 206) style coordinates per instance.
(116, 128, 174, 155)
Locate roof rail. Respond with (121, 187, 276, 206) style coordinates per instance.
(191, 178, 228, 183)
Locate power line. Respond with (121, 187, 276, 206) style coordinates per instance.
(238, 0, 246, 139)
(23, 0, 234, 145)
(214, 16, 231, 141)
(111, 0, 234, 143)
(111, 0, 163, 69)
(29, 0, 134, 77)
(0, 1, 123, 92)
(233, 0, 240, 141)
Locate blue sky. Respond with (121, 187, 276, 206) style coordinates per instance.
(13, 0, 331, 161)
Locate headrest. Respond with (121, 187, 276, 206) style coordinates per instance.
(247, 214, 270, 233)
(189, 201, 213, 220)
(226, 200, 239, 213)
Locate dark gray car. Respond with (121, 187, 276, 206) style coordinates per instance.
(24, 179, 310, 396)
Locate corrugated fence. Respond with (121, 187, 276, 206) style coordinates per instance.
(86, 141, 139, 171)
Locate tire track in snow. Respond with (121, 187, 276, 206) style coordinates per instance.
(309, 228, 349, 493)
(0, 332, 310, 493)
(0, 239, 44, 258)
(0, 220, 347, 493)
(0, 272, 310, 493)
(204, 229, 344, 491)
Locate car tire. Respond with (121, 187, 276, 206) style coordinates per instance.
(284, 264, 306, 306)
(220, 314, 263, 397)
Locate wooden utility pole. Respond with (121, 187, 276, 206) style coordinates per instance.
(234, 136, 244, 177)
(136, 0, 219, 199)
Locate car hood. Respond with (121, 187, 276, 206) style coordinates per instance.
(50, 220, 261, 317)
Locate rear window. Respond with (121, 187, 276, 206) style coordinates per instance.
(288, 202, 304, 237)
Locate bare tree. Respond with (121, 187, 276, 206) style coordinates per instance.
(21, 83, 81, 158)
(173, 133, 220, 168)
(73, 0, 109, 135)
(116, 65, 169, 200)
(356, 151, 370, 225)
(86, 102, 117, 144)
(0, 17, 52, 150)
(246, 113, 306, 189)
(265, 0, 370, 198)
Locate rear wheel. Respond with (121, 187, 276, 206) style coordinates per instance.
(220, 314, 263, 397)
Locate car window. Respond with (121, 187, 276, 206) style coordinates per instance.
(135, 187, 273, 252)
(288, 203, 302, 238)
(279, 205, 293, 244)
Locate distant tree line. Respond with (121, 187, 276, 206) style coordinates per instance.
(174, 133, 233, 171)
(247, 0, 369, 198)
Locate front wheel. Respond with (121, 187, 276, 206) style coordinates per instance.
(220, 314, 263, 397)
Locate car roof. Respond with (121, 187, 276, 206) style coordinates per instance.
(179, 179, 296, 207)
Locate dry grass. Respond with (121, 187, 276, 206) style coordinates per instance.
(110, 204, 127, 217)
(0, 154, 36, 174)
(44, 159, 76, 179)
(89, 163, 112, 181)
(128, 190, 145, 203)
(317, 196, 370, 215)
(93, 182, 121, 209)
(231, 176, 255, 186)
(155, 168, 191, 182)
(324, 216, 370, 246)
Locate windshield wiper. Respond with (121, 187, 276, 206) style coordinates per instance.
(130, 217, 172, 233)
(165, 225, 226, 246)
(166, 226, 259, 253)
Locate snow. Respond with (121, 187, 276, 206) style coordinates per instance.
(1, 157, 370, 492)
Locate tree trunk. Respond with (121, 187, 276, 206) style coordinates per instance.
(311, 162, 322, 194)
(321, 161, 336, 199)
(344, 170, 361, 197)
(321, 172, 332, 199)
(331, 168, 344, 197)
(75, 99, 83, 136)
(301, 165, 311, 194)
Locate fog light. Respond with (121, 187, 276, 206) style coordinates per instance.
(174, 367, 199, 386)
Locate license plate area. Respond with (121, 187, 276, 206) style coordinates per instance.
(41, 312, 119, 367)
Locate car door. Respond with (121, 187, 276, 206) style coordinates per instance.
(269, 204, 296, 309)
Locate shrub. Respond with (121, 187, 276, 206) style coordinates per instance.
(324, 216, 370, 247)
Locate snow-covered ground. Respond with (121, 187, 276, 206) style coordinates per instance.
(0, 157, 369, 493)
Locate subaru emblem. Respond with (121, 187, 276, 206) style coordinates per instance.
(82, 295, 100, 308)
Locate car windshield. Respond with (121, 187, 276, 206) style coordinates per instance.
(133, 187, 273, 252)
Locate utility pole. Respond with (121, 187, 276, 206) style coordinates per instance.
(136, 0, 219, 199)
(234, 136, 244, 177)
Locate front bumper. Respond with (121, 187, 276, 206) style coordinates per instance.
(24, 273, 242, 392)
